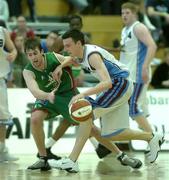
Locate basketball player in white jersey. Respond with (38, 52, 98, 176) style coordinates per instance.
(51, 29, 163, 172)
(120, 3, 157, 134)
(0, 22, 18, 162)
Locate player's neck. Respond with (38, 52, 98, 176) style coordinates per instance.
(126, 19, 137, 28)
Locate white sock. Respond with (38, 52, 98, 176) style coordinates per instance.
(89, 137, 99, 149)
(45, 137, 56, 148)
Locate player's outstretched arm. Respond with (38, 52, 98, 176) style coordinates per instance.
(23, 69, 55, 103)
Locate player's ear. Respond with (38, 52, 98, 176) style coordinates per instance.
(77, 40, 82, 46)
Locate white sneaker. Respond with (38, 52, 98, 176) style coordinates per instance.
(147, 133, 164, 163)
(49, 157, 79, 173)
(0, 151, 19, 162)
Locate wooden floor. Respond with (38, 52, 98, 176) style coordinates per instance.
(0, 152, 168, 180)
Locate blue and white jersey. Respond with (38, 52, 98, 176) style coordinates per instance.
(79, 44, 130, 80)
(120, 21, 147, 83)
(0, 27, 10, 78)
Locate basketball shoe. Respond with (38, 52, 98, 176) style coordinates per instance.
(50, 157, 79, 173)
(147, 133, 164, 163)
(37, 148, 61, 160)
(117, 152, 142, 169)
(27, 157, 51, 171)
(0, 147, 19, 162)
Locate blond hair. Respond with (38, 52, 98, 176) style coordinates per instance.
(121, 2, 139, 14)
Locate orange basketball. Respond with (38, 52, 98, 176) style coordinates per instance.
(69, 98, 93, 122)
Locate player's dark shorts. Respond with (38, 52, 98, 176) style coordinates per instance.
(33, 89, 79, 124)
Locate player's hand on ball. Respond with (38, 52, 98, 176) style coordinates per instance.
(69, 93, 84, 107)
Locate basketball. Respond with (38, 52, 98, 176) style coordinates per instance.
(69, 98, 93, 122)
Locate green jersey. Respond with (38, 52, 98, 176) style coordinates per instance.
(24, 52, 75, 94)
(24, 52, 79, 124)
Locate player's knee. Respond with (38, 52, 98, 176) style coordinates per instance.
(90, 125, 99, 137)
(30, 115, 42, 127)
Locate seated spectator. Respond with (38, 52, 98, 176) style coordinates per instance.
(11, 16, 35, 39)
(11, 33, 29, 87)
(41, 30, 59, 53)
(69, 15, 91, 43)
(151, 48, 169, 89)
(146, 0, 169, 46)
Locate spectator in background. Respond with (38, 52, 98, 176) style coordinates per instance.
(129, 0, 159, 42)
(69, 15, 90, 43)
(146, 0, 169, 46)
(41, 30, 60, 53)
(11, 16, 35, 39)
(66, 0, 89, 14)
(11, 33, 29, 87)
(26, 0, 37, 22)
(151, 48, 169, 89)
(6, 0, 22, 22)
(0, 0, 9, 22)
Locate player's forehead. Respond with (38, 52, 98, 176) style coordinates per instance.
(26, 47, 40, 54)
(122, 8, 132, 14)
(63, 37, 74, 45)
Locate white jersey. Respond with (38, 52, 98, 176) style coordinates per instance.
(79, 44, 130, 80)
(0, 26, 10, 78)
(119, 21, 147, 83)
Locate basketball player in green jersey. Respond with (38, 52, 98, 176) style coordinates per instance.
(23, 37, 142, 172)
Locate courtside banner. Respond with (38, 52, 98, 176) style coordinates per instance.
(6, 88, 169, 153)
(7, 88, 96, 154)
(130, 89, 169, 151)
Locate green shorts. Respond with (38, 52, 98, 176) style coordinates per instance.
(33, 89, 79, 124)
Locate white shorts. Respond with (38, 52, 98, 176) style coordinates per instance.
(93, 81, 133, 137)
(0, 78, 11, 120)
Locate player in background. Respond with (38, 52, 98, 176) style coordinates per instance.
(119, 3, 156, 134)
(0, 20, 18, 162)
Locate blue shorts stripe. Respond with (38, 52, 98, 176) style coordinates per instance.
(129, 83, 144, 117)
(102, 128, 126, 137)
(86, 78, 129, 109)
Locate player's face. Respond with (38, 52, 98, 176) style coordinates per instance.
(121, 8, 135, 26)
(26, 48, 44, 68)
(63, 38, 81, 58)
(46, 32, 58, 49)
(69, 18, 82, 31)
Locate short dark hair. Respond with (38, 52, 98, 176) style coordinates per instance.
(62, 29, 85, 45)
(69, 15, 82, 24)
(24, 36, 42, 51)
(49, 30, 59, 36)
